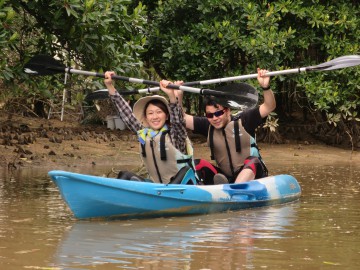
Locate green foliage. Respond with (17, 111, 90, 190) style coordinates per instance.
(12, 0, 147, 74)
(0, 0, 147, 116)
(297, 68, 360, 125)
(1, 0, 360, 137)
(145, 0, 360, 127)
(0, 0, 18, 80)
(145, 0, 299, 80)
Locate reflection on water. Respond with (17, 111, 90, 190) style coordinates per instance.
(0, 163, 360, 269)
(54, 205, 298, 269)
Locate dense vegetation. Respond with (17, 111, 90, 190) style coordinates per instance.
(1, 0, 359, 148)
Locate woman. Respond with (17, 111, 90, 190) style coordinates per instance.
(104, 71, 197, 184)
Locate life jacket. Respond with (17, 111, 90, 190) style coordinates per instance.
(207, 119, 260, 178)
(139, 130, 196, 183)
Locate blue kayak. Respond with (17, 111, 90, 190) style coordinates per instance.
(48, 170, 301, 220)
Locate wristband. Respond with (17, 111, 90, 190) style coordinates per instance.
(261, 85, 271, 91)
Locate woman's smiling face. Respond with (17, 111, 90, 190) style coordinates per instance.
(145, 103, 167, 130)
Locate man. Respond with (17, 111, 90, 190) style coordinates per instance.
(177, 68, 275, 184)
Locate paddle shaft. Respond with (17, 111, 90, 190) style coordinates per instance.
(138, 55, 360, 90)
(117, 68, 305, 92)
(185, 55, 360, 85)
(25, 55, 259, 108)
(47, 65, 224, 96)
(136, 70, 296, 92)
(26, 54, 359, 93)
(182, 60, 360, 85)
(122, 86, 258, 100)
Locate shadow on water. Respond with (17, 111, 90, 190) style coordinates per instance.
(0, 163, 360, 269)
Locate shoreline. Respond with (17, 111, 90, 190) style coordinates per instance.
(1, 136, 359, 171)
(1, 115, 359, 171)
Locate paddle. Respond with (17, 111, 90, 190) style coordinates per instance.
(24, 55, 230, 97)
(132, 55, 360, 93)
(126, 54, 360, 101)
(85, 82, 259, 110)
(180, 55, 360, 85)
(24, 54, 258, 109)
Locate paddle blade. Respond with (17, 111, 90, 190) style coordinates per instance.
(308, 55, 360, 71)
(24, 55, 66, 75)
(84, 89, 109, 101)
(212, 83, 259, 110)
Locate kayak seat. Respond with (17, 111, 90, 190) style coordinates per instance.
(117, 170, 152, 182)
(168, 166, 197, 185)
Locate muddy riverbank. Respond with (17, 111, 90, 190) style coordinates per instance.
(1, 114, 359, 172)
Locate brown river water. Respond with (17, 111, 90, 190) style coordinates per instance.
(1, 160, 360, 269)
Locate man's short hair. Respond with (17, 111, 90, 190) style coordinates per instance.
(203, 95, 228, 110)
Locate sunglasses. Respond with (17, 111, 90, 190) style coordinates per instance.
(206, 109, 226, 119)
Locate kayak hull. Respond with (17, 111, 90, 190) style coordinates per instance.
(49, 170, 301, 220)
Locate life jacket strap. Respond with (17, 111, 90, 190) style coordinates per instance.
(141, 144, 146, 157)
(160, 130, 169, 161)
(209, 125, 215, 160)
(234, 120, 241, 152)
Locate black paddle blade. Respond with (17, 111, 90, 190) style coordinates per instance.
(84, 90, 109, 101)
(211, 83, 259, 110)
(24, 55, 66, 76)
